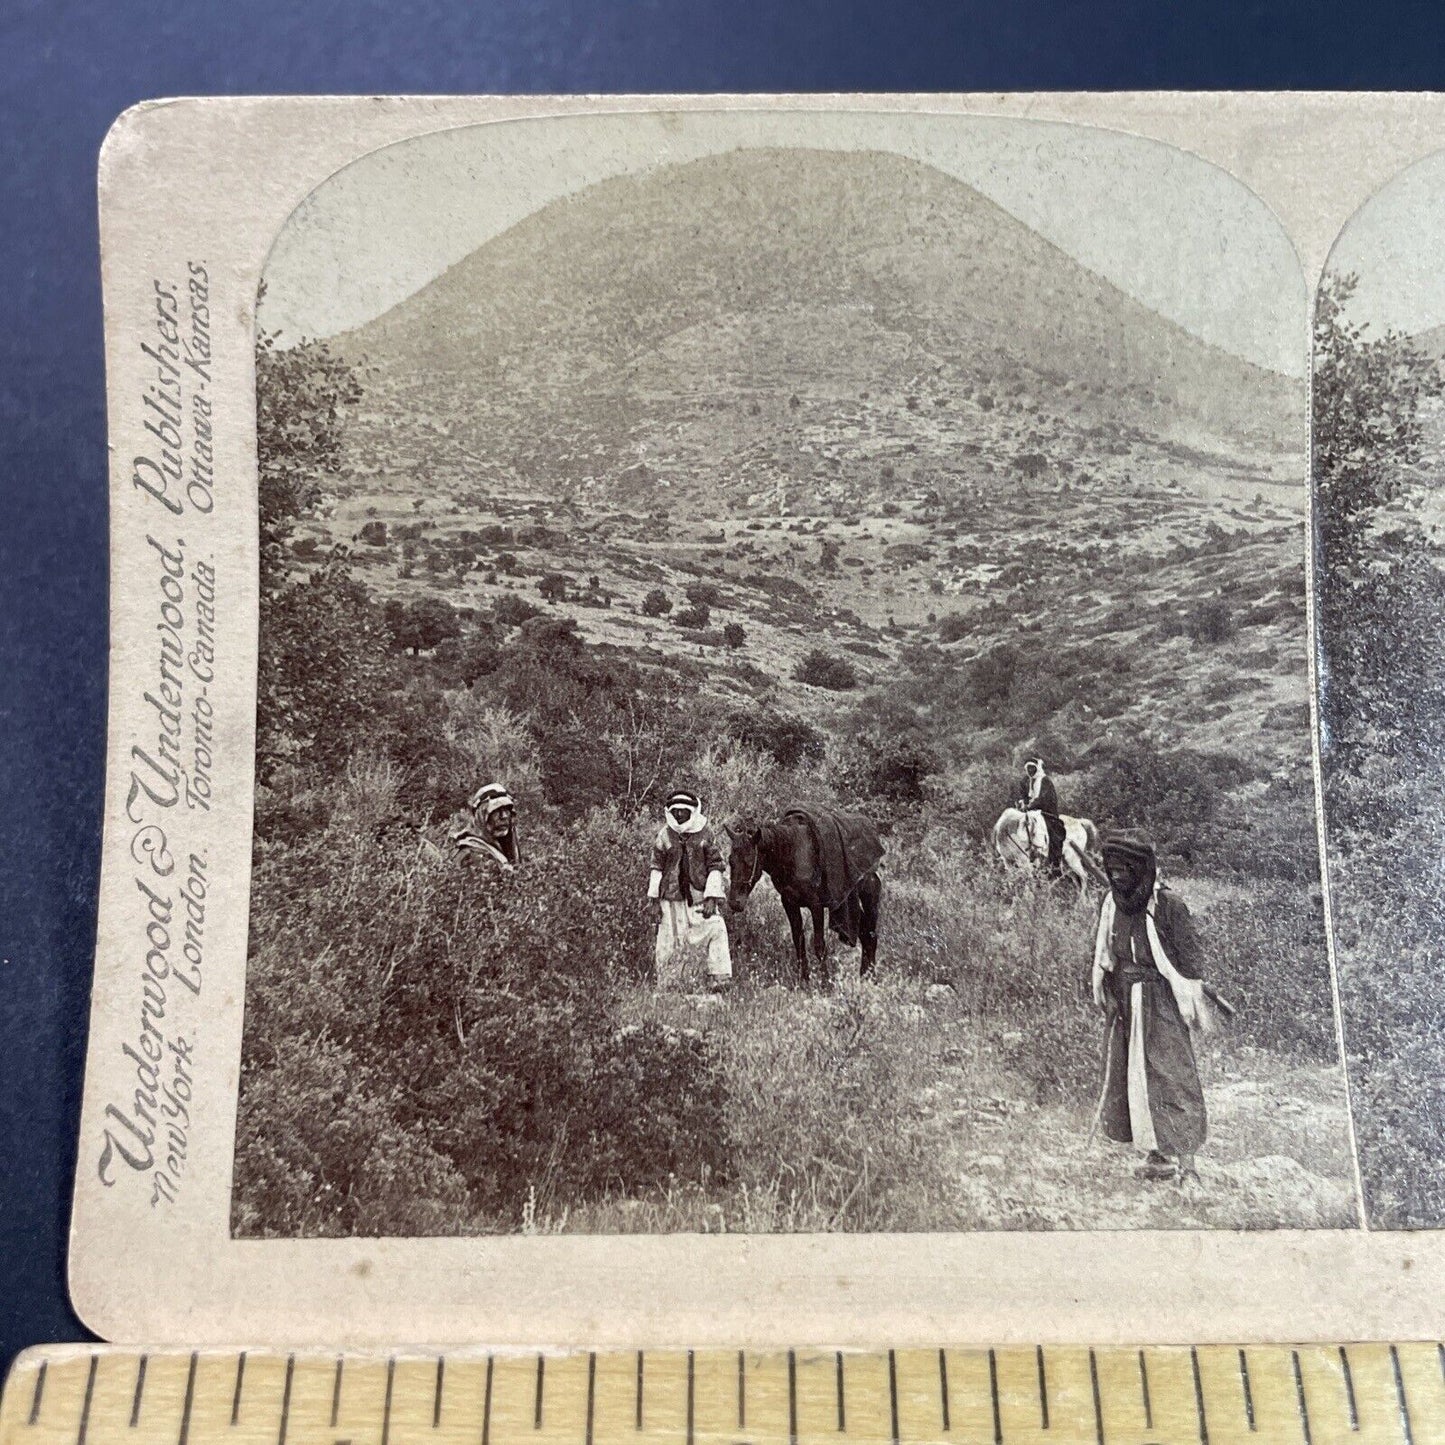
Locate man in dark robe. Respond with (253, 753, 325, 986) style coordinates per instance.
(1018, 756, 1066, 875)
(1090, 831, 1221, 1187)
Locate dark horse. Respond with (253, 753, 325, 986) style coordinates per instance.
(724, 809, 883, 986)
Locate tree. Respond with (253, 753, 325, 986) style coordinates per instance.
(818, 538, 841, 573)
(493, 594, 542, 628)
(537, 572, 570, 604)
(1313, 272, 1445, 771)
(256, 556, 391, 780)
(640, 588, 672, 618)
(254, 329, 362, 599)
(1315, 273, 1442, 567)
(388, 596, 462, 655)
(722, 622, 747, 649)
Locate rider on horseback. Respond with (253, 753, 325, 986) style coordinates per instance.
(1018, 756, 1067, 877)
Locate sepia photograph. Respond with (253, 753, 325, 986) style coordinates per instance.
(229, 112, 1356, 1239)
(1314, 153, 1445, 1229)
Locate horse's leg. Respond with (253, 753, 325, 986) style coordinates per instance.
(1064, 844, 1087, 893)
(783, 898, 808, 987)
(859, 879, 880, 977)
(811, 904, 830, 990)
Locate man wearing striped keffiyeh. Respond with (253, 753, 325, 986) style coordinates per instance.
(450, 782, 522, 871)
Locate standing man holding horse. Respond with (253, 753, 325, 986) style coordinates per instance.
(647, 787, 733, 993)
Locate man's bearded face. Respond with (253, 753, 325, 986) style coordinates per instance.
(487, 805, 515, 838)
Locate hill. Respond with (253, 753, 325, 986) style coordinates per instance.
(290, 145, 1317, 841)
(330, 147, 1302, 512)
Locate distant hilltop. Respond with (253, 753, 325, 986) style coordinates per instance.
(329, 147, 1303, 506)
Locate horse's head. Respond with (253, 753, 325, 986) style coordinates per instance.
(722, 816, 764, 913)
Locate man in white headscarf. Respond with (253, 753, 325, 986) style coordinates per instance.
(647, 787, 732, 992)
(451, 782, 522, 871)
(1017, 756, 1066, 876)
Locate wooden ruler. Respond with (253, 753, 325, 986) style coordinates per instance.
(5, 1345, 1444, 1445)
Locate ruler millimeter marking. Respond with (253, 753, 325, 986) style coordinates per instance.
(7, 1345, 1445, 1445)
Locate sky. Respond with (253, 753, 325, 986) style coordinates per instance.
(260, 109, 1310, 376)
(1326, 147, 1445, 338)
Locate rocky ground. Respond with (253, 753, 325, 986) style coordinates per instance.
(926, 1036, 1358, 1231)
(583, 967, 1360, 1235)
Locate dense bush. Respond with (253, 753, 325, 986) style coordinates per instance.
(256, 557, 393, 783)
(236, 809, 729, 1235)
(685, 581, 724, 608)
(673, 603, 711, 630)
(1183, 596, 1234, 644)
(1073, 737, 1268, 871)
(723, 705, 825, 769)
(794, 648, 858, 690)
(493, 594, 542, 627)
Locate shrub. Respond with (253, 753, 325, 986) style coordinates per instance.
(1184, 596, 1234, 644)
(794, 649, 858, 691)
(432, 629, 503, 688)
(829, 696, 941, 808)
(724, 705, 825, 769)
(640, 588, 671, 618)
(722, 622, 747, 649)
(537, 572, 570, 603)
(968, 644, 1017, 705)
(685, 581, 724, 608)
(674, 603, 711, 630)
(938, 614, 970, 643)
(493, 594, 542, 628)
(235, 815, 730, 1236)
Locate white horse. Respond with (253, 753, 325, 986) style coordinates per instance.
(993, 807, 1107, 891)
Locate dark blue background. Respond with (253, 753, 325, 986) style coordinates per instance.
(3, 0, 1445, 1373)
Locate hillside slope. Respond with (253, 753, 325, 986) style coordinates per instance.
(330, 147, 1302, 509)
